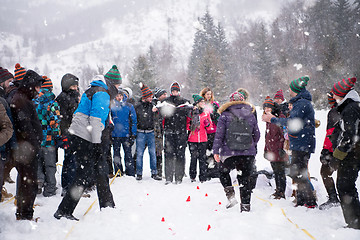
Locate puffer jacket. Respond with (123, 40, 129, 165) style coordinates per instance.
(111, 93, 137, 137)
(187, 108, 213, 143)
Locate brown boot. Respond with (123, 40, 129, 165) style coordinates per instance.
(1, 187, 13, 202)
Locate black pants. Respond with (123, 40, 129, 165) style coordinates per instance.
(57, 136, 115, 215)
(219, 155, 255, 204)
(290, 150, 316, 206)
(337, 152, 360, 229)
(164, 132, 187, 182)
(188, 142, 207, 182)
(271, 161, 286, 194)
(14, 144, 39, 220)
(156, 155, 163, 177)
(320, 150, 339, 198)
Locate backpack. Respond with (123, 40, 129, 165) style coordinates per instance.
(226, 111, 253, 151)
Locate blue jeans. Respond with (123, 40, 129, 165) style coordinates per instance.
(113, 137, 135, 176)
(136, 131, 157, 176)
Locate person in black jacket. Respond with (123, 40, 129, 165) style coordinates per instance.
(134, 83, 161, 181)
(55, 73, 80, 196)
(160, 82, 191, 184)
(331, 77, 360, 229)
(318, 92, 341, 210)
(10, 69, 44, 220)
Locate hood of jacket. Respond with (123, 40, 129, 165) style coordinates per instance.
(338, 89, 360, 106)
(218, 100, 256, 115)
(89, 75, 108, 90)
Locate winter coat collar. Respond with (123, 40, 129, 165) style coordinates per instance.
(90, 75, 108, 90)
(218, 100, 255, 114)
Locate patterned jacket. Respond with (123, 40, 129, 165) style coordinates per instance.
(34, 88, 61, 147)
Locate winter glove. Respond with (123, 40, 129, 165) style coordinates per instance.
(279, 149, 286, 159)
(333, 148, 348, 161)
(129, 135, 136, 146)
(62, 136, 70, 149)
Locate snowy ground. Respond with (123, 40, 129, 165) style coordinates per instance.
(1, 108, 360, 240)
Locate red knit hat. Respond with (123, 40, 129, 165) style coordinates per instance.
(332, 77, 356, 97)
(0, 67, 14, 84)
(140, 82, 153, 99)
(14, 63, 26, 82)
(263, 96, 275, 109)
(274, 89, 284, 101)
(41, 76, 53, 89)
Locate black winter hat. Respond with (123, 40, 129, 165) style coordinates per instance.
(61, 73, 79, 91)
(154, 87, 166, 98)
(18, 69, 44, 90)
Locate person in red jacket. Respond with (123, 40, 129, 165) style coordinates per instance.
(319, 91, 341, 210)
(263, 96, 288, 199)
(187, 94, 213, 183)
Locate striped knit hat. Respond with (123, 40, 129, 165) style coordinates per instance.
(140, 82, 153, 99)
(192, 94, 204, 105)
(170, 82, 180, 92)
(274, 89, 285, 101)
(154, 87, 166, 98)
(327, 91, 336, 105)
(14, 63, 26, 82)
(263, 96, 275, 109)
(331, 77, 356, 97)
(229, 92, 244, 102)
(0, 67, 14, 84)
(41, 76, 53, 89)
(289, 76, 309, 94)
(104, 65, 122, 85)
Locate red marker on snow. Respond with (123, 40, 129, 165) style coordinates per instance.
(218, 202, 221, 205)
(207, 225, 211, 231)
(205, 193, 208, 197)
(186, 196, 191, 202)
(197, 186, 200, 190)
(161, 217, 165, 222)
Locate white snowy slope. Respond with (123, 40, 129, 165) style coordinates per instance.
(1, 108, 360, 240)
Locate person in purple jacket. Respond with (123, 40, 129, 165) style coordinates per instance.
(213, 92, 260, 212)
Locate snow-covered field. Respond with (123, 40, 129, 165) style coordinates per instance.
(1, 108, 360, 240)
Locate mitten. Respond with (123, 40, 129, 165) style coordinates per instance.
(333, 148, 348, 161)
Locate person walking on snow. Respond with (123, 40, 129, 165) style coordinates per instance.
(213, 92, 260, 212)
(54, 73, 120, 221)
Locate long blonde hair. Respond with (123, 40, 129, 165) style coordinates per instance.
(200, 87, 214, 102)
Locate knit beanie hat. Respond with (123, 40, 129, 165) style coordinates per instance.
(154, 87, 166, 98)
(14, 63, 26, 82)
(170, 82, 180, 92)
(140, 82, 153, 99)
(289, 76, 309, 94)
(192, 94, 204, 105)
(104, 65, 122, 85)
(61, 73, 79, 91)
(41, 76, 53, 89)
(327, 91, 336, 105)
(263, 96, 275, 109)
(274, 89, 285, 101)
(0, 67, 14, 84)
(229, 92, 244, 102)
(331, 77, 356, 97)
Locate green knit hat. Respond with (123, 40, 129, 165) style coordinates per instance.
(104, 65, 122, 85)
(192, 94, 204, 105)
(289, 76, 309, 93)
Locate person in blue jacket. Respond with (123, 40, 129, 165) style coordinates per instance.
(111, 88, 137, 177)
(54, 74, 120, 221)
(262, 76, 317, 208)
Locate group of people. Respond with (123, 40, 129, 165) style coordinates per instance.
(0, 63, 359, 230)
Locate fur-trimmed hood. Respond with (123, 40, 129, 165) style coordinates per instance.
(218, 100, 256, 114)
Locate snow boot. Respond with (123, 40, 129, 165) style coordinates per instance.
(136, 175, 142, 181)
(224, 186, 238, 209)
(319, 195, 340, 210)
(271, 190, 285, 200)
(240, 203, 251, 212)
(1, 187, 13, 202)
(54, 210, 79, 221)
(151, 174, 162, 181)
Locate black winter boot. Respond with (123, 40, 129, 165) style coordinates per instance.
(240, 203, 251, 212)
(319, 195, 340, 210)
